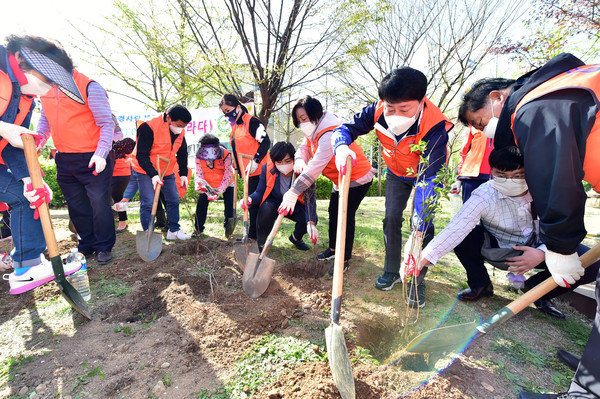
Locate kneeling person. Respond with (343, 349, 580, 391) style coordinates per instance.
(243, 142, 317, 252)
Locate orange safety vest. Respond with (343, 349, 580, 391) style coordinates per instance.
(199, 148, 230, 188)
(259, 160, 305, 206)
(373, 97, 453, 177)
(458, 126, 493, 178)
(512, 64, 600, 192)
(131, 114, 184, 177)
(308, 126, 372, 183)
(0, 71, 35, 165)
(230, 113, 269, 177)
(113, 157, 132, 177)
(175, 167, 192, 198)
(40, 70, 100, 153)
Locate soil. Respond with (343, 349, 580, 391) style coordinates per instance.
(0, 219, 592, 399)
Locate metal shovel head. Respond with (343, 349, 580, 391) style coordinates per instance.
(234, 240, 258, 271)
(325, 323, 355, 399)
(50, 255, 91, 320)
(406, 320, 478, 354)
(225, 217, 236, 239)
(242, 252, 276, 299)
(136, 230, 163, 262)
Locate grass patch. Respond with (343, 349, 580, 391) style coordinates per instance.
(0, 354, 35, 388)
(93, 277, 132, 299)
(71, 362, 105, 393)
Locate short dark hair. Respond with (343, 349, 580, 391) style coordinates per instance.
(378, 67, 427, 103)
(458, 78, 515, 126)
(488, 146, 523, 171)
(219, 94, 248, 113)
(167, 104, 192, 123)
(270, 141, 295, 163)
(6, 35, 74, 73)
(291, 95, 324, 127)
(199, 134, 220, 145)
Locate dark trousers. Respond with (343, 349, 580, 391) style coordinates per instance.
(55, 152, 116, 253)
(329, 181, 371, 262)
(195, 186, 234, 233)
(111, 175, 130, 221)
(460, 176, 489, 202)
(257, 200, 306, 248)
(383, 174, 434, 274)
(248, 175, 259, 240)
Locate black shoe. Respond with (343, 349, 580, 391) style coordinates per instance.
(518, 392, 572, 399)
(534, 298, 565, 319)
(374, 272, 402, 291)
(97, 251, 113, 265)
(289, 234, 310, 251)
(557, 349, 580, 371)
(328, 261, 349, 276)
(406, 278, 426, 308)
(457, 283, 494, 301)
(317, 248, 335, 261)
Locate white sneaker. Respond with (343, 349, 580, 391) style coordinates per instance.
(3, 259, 55, 295)
(166, 230, 191, 240)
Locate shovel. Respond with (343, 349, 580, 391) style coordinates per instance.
(233, 154, 254, 270)
(22, 134, 91, 320)
(136, 155, 170, 262)
(406, 242, 600, 354)
(325, 157, 355, 399)
(225, 157, 238, 239)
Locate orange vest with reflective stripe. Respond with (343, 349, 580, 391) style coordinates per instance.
(230, 113, 269, 177)
(132, 114, 184, 177)
(373, 97, 453, 177)
(113, 157, 132, 177)
(512, 64, 600, 192)
(260, 160, 304, 206)
(40, 70, 100, 153)
(308, 126, 372, 183)
(0, 71, 35, 165)
(199, 148, 230, 188)
(458, 127, 493, 177)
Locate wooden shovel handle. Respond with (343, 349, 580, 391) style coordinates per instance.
(238, 154, 253, 223)
(22, 135, 59, 258)
(150, 155, 171, 216)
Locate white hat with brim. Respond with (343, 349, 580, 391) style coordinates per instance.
(19, 47, 84, 104)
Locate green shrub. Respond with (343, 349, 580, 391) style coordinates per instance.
(315, 175, 333, 199)
(366, 176, 386, 197)
(39, 158, 66, 207)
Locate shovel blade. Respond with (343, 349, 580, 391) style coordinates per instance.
(242, 253, 275, 298)
(234, 241, 259, 271)
(50, 255, 91, 320)
(225, 217, 236, 239)
(325, 323, 355, 399)
(136, 230, 163, 262)
(406, 320, 479, 354)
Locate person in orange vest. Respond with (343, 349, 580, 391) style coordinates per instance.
(244, 142, 316, 252)
(219, 94, 271, 243)
(458, 53, 600, 399)
(282, 95, 374, 275)
(194, 134, 234, 236)
(0, 35, 83, 293)
(451, 125, 493, 202)
(330, 67, 453, 308)
(132, 104, 192, 240)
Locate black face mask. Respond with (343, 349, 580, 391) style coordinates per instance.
(225, 109, 238, 123)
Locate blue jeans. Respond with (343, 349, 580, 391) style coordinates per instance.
(0, 173, 45, 268)
(136, 171, 180, 232)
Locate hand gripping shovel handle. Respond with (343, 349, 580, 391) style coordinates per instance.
(150, 155, 171, 216)
(22, 134, 91, 319)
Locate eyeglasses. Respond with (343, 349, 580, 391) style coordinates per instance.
(492, 174, 525, 183)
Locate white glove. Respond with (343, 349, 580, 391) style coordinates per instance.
(151, 175, 163, 190)
(180, 176, 189, 190)
(545, 249, 584, 287)
(451, 181, 462, 194)
(307, 223, 318, 245)
(334, 145, 357, 176)
(294, 158, 307, 174)
(22, 177, 53, 219)
(401, 232, 424, 282)
(245, 159, 260, 175)
(278, 189, 299, 215)
(88, 155, 107, 174)
(0, 121, 40, 149)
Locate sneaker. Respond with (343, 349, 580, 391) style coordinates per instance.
(166, 230, 191, 240)
(289, 234, 310, 251)
(405, 278, 426, 308)
(374, 272, 402, 291)
(3, 259, 56, 295)
(317, 248, 335, 261)
(328, 261, 349, 276)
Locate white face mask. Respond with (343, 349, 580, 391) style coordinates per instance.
(299, 122, 316, 138)
(21, 73, 53, 96)
(276, 163, 294, 175)
(170, 125, 185, 134)
(492, 178, 528, 196)
(384, 103, 421, 135)
(483, 98, 499, 139)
